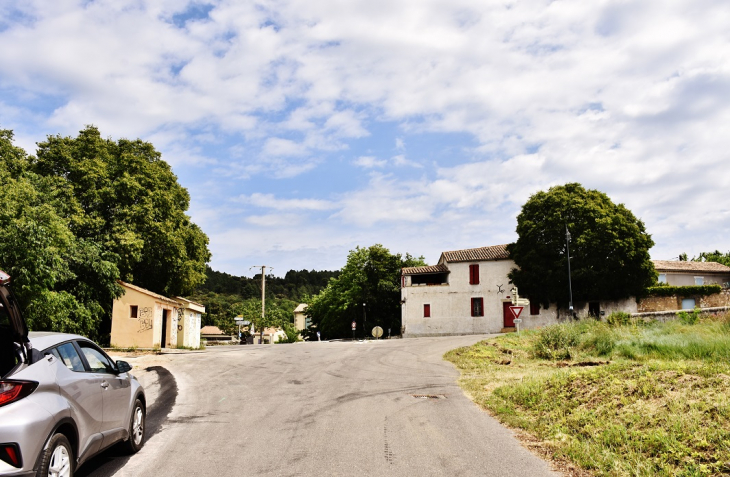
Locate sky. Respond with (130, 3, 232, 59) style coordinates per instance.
(1, 0, 729, 277)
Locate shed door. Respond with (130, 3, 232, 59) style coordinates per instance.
(503, 302, 515, 327)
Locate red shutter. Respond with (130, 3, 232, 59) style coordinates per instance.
(424, 304, 431, 317)
(530, 303, 540, 315)
(469, 264, 479, 284)
(471, 297, 484, 316)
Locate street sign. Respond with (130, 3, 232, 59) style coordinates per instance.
(372, 326, 383, 338)
(351, 321, 357, 330)
(509, 306, 524, 320)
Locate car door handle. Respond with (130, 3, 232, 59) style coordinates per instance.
(101, 381, 109, 389)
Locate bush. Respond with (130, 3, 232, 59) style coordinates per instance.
(644, 285, 721, 297)
(276, 323, 301, 343)
(606, 311, 632, 327)
(677, 307, 701, 325)
(533, 324, 579, 360)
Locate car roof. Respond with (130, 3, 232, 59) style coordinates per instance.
(29, 331, 90, 351)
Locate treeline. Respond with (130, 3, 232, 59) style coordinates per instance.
(188, 267, 339, 335)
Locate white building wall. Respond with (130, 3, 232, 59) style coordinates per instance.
(402, 258, 641, 337)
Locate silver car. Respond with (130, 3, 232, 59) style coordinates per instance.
(0, 270, 146, 476)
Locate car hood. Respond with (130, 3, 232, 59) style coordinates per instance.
(0, 274, 28, 343)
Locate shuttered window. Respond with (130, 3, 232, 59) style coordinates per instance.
(424, 304, 431, 317)
(469, 264, 479, 285)
(530, 303, 540, 315)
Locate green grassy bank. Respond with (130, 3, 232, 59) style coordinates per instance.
(444, 313, 730, 476)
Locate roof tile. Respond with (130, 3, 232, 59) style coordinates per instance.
(652, 260, 730, 273)
(440, 244, 510, 263)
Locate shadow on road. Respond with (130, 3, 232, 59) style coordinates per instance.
(76, 366, 177, 477)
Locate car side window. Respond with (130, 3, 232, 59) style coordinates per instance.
(52, 343, 86, 372)
(78, 341, 116, 374)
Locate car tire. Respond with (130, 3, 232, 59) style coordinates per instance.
(37, 433, 73, 477)
(124, 398, 145, 454)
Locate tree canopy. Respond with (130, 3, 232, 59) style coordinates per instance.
(306, 244, 425, 339)
(507, 183, 655, 308)
(692, 250, 730, 267)
(0, 127, 210, 341)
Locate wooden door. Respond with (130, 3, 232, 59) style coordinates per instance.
(503, 301, 515, 327)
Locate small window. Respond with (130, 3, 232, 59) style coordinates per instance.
(471, 297, 484, 317)
(530, 303, 540, 315)
(469, 264, 479, 285)
(694, 277, 704, 286)
(424, 304, 431, 317)
(681, 298, 696, 310)
(130, 305, 138, 318)
(658, 274, 667, 284)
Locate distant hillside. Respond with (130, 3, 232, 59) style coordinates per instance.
(197, 266, 339, 302)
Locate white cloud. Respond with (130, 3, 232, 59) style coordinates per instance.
(353, 156, 386, 168)
(237, 193, 337, 211)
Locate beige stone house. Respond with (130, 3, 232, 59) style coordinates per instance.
(111, 282, 205, 349)
(293, 303, 309, 331)
(652, 260, 730, 287)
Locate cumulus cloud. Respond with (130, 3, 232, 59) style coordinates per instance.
(1, 0, 729, 273)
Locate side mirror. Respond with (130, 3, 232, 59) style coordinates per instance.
(116, 360, 132, 374)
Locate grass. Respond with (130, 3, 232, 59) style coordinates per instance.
(444, 313, 730, 476)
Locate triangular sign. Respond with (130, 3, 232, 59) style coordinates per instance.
(509, 306, 524, 320)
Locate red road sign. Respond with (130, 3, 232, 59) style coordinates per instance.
(509, 306, 524, 320)
(351, 321, 357, 330)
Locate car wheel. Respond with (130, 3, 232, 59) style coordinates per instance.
(124, 398, 145, 454)
(37, 433, 73, 477)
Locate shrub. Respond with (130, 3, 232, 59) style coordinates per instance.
(644, 285, 721, 297)
(533, 324, 579, 360)
(606, 311, 632, 327)
(677, 307, 701, 325)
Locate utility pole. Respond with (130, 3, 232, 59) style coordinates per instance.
(250, 265, 271, 344)
(565, 225, 574, 317)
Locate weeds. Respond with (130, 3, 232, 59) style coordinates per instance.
(677, 307, 701, 325)
(445, 313, 730, 477)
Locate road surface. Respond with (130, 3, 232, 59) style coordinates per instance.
(94, 336, 558, 476)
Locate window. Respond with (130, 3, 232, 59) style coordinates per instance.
(130, 305, 138, 318)
(51, 343, 85, 372)
(471, 297, 484, 317)
(530, 303, 540, 315)
(469, 264, 479, 285)
(695, 277, 704, 285)
(681, 298, 696, 310)
(658, 274, 667, 284)
(424, 304, 431, 317)
(78, 341, 115, 374)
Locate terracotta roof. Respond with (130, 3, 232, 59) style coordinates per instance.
(652, 260, 730, 273)
(118, 281, 180, 305)
(200, 326, 224, 335)
(440, 244, 510, 263)
(402, 264, 450, 275)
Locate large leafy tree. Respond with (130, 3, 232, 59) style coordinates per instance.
(0, 127, 210, 341)
(507, 183, 655, 308)
(692, 251, 730, 267)
(306, 244, 425, 339)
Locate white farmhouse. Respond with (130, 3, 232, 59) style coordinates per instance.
(401, 244, 637, 337)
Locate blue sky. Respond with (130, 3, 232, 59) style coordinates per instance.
(1, 0, 729, 276)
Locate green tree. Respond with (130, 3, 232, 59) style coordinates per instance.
(306, 244, 425, 339)
(692, 250, 730, 267)
(0, 126, 210, 341)
(31, 126, 210, 297)
(0, 130, 122, 339)
(507, 183, 655, 308)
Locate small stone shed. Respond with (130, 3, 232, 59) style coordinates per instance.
(110, 281, 205, 349)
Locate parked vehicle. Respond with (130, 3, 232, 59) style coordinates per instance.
(0, 270, 146, 476)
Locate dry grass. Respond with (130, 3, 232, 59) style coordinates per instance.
(445, 314, 730, 476)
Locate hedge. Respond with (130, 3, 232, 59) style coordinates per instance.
(644, 284, 722, 297)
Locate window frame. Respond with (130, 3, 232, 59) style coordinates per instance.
(694, 276, 704, 286)
(75, 340, 118, 374)
(424, 304, 431, 318)
(130, 305, 138, 319)
(471, 297, 484, 317)
(657, 273, 667, 284)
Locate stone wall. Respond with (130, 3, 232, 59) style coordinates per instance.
(637, 288, 730, 312)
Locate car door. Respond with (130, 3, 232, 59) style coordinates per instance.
(76, 341, 132, 448)
(49, 342, 105, 459)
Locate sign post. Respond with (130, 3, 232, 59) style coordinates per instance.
(352, 320, 356, 341)
(509, 306, 524, 332)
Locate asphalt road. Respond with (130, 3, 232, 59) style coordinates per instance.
(102, 336, 559, 477)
